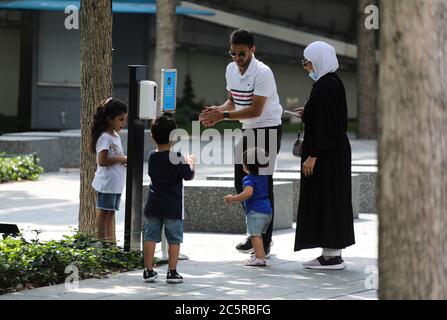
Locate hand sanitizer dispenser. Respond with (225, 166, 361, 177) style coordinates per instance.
(138, 80, 157, 119)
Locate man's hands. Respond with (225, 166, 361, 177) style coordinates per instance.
(119, 155, 127, 166)
(199, 106, 224, 127)
(302, 156, 317, 177)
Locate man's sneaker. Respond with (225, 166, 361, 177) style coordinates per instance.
(166, 270, 183, 284)
(245, 256, 267, 267)
(236, 237, 254, 253)
(143, 268, 158, 282)
(303, 256, 346, 270)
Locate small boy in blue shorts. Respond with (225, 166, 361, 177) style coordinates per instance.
(224, 148, 272, 267)
(143, 114, 196, 283)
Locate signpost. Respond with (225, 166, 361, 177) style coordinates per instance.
(160, 69, 177, 112)
(124, 66, 186, 262)
(124, 65, 147, 252)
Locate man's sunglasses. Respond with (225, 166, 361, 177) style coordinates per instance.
(229, 51, 246, 58)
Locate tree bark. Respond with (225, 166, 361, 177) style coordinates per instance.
(153, 0, 176, 89)
(79, 0, 113, 235)
(378, 0, 447, 299)
(357, 0, 377, 139)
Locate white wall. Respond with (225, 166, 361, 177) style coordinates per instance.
(29, 11, 358, 129)
(0, 27, 20, 116)
(38, 11, 80, 84)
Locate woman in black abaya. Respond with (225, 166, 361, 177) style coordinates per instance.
(294, 41, 355, 270)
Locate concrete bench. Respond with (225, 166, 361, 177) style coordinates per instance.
(3, 129, 156, 169)
(206, 172, 300, 222)
(5, 131, 80, 168)
(0, 136, 60, 172)
(351, 166, 376, 214)
(206, 172, 360, 220)
(142, 180, 294, 234)
(277, 165, 375, 214)
(352, 159, 377, 166)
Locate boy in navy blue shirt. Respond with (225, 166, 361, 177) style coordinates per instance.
(143, 114, 196, 283)
(224, 148, 272, 266)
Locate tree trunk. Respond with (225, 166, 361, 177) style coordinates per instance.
(378, 0, 447, 299)
(79, 0, 113, 235)
(17, 11, 33, 131)
(153, 0, 176, 89)
(357, 0, 377, 139)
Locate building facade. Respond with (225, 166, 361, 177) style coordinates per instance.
(0, 0, 360, 130)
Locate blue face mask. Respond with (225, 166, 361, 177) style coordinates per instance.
(309, 71, 318, 81)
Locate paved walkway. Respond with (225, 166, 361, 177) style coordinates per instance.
(0, 135, 378, 300)
(0, 214, 377, 300)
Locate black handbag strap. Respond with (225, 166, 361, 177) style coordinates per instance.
(295, 99, 307, 138)
(296, 120, 304, 138)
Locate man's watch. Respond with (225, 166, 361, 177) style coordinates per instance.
(223, 111, 230, 120)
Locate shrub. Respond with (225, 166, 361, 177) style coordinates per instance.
(0, 153, 44, 183)
(0, 232, 153, 295)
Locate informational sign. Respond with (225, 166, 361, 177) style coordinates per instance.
(160, 69, 177, 112)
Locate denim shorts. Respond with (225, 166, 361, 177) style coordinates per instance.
(97, 192, 121, 211)
(143, 216, 183, 244)
(246, 211, 272, 236)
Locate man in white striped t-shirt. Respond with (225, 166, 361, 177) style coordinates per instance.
(199, 29, 283, 258)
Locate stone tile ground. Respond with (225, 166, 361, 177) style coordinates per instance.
(0, 135, 378, 300)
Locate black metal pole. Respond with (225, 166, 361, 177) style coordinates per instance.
(124, 65, 147, 252)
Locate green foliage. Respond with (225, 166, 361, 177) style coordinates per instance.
(174, 73, 205, 127)
(0, 153, 44, 183)
(0, 232, 150, 295)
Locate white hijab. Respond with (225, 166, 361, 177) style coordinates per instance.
(303, 41, 339, 81)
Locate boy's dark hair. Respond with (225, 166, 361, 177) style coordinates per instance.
(151, 112, 177, 144)
(230, 29, 254, 48)
(242, 148, 269, 175)
(90, 98, 128, 153)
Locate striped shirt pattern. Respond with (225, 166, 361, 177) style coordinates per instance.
(231, 88, 254, 106)
(226, 56, 282, 129)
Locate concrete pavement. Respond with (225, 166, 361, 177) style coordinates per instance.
(0, 134, 378, 300)
(0, 214, 377, 300)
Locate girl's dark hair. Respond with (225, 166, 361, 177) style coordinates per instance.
(230, 29, 254, 48)
(90, 98, 128, 153)
(150, 112, 177, 144)
(242, 148, 269, 175)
